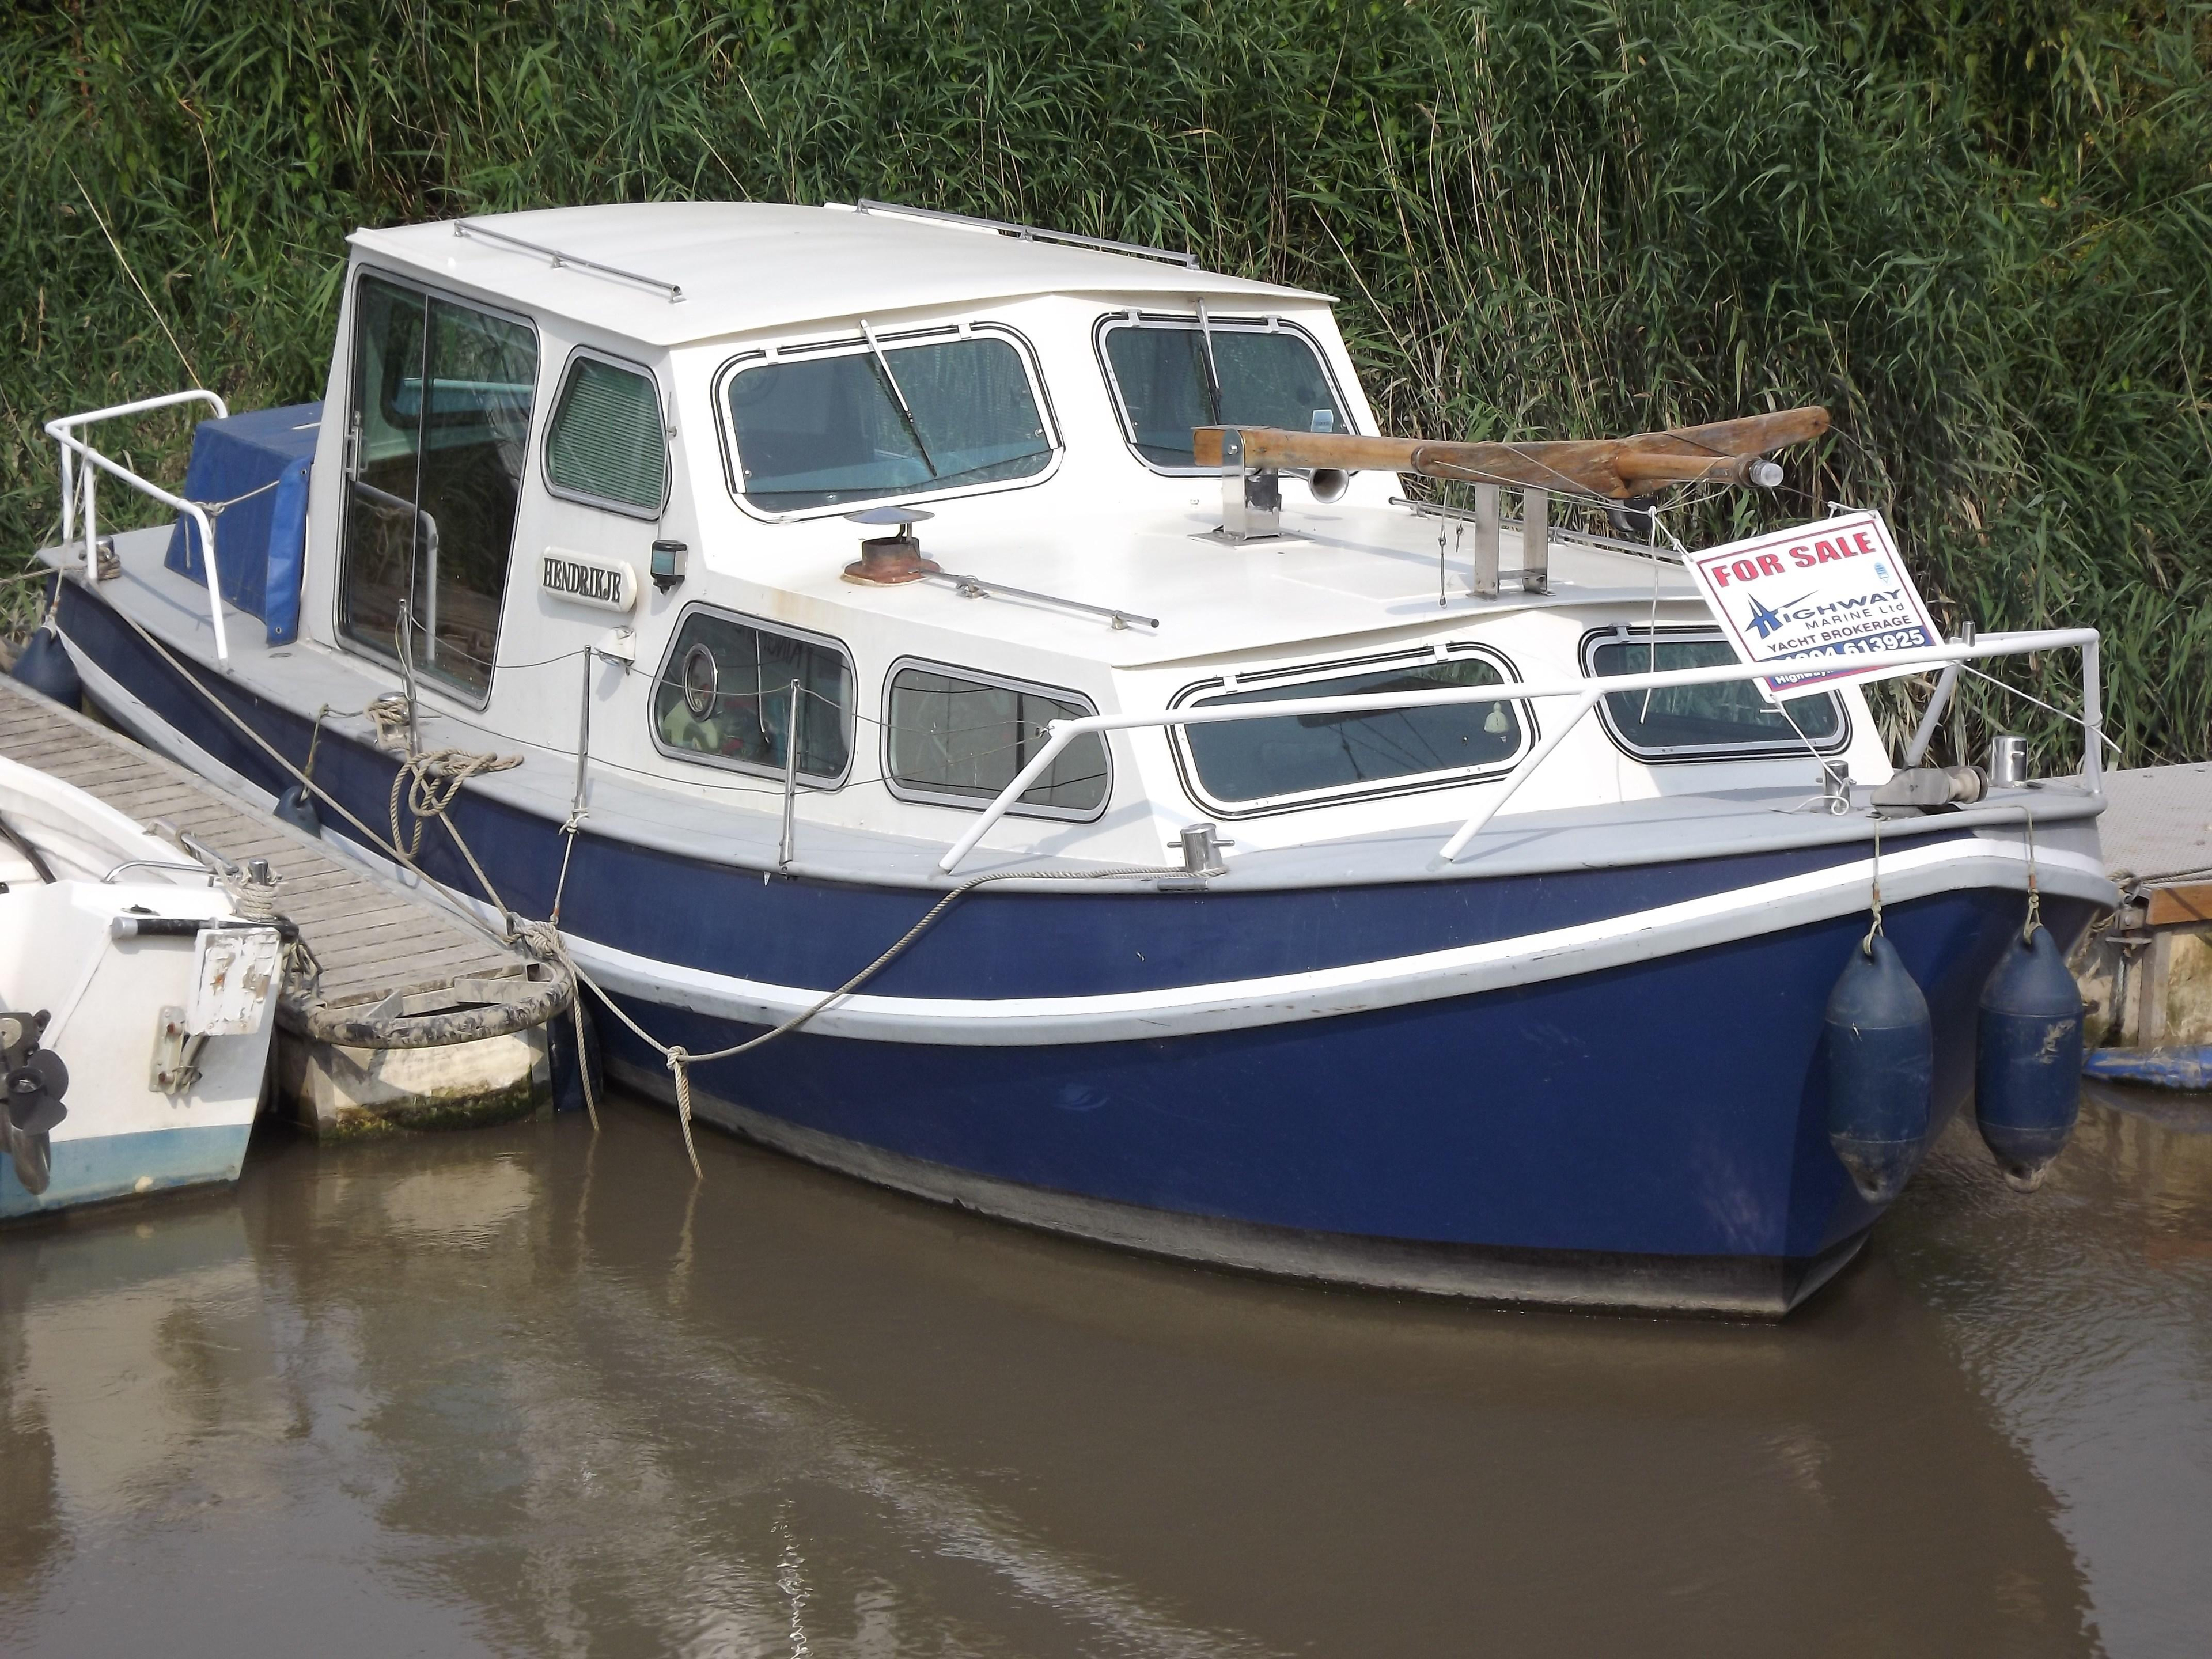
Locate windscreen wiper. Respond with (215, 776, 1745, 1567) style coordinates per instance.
(1195, 299, 1223, 425)
(860, 319, 938, 478)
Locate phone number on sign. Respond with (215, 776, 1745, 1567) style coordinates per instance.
(1770, 626, 1934, 662)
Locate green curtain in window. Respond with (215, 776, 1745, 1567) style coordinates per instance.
(547, 359, 666, 510)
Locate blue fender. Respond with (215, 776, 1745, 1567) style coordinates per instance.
(1825, 933, 1934, 1203)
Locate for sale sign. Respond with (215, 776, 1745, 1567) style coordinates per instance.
(1681, 510, 1940, 700)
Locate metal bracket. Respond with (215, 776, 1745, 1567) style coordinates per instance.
(150, 1006, 209, 1096)
(1521, 488, 1550, 595)
(1217, 431, 1282, 540)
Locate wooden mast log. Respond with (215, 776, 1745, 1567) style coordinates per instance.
(1192, 405, 1830, 501)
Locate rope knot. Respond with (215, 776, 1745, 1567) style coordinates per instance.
(664, 1047, 703, 1180)
(388, 744, 521, 859)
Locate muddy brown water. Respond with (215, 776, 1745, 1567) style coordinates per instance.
(1, 1084, 2207, 1658)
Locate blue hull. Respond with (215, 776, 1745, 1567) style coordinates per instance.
(58, 581, 2094, 1311)
(588, 884, 2084, 1311)
(1, 1124, 254, 1221)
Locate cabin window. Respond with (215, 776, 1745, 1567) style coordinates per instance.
(1177, 650, 1527, 813)
(544, 353, 667, 515)
(1098, 315, 1349, 470)
(884, 662, 1109, 818)
(339, 272, 537, 700)
(722, 331, 1054, 512)
(651, 608, 854, 785)
(1586, 631, 1846, 759)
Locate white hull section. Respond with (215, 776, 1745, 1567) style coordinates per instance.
(0, 759, 276, 1220)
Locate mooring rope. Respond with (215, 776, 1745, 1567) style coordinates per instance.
(78, 585, 1198, 1177)
(513, 857, 1188, 1180)
(665, 1046, 700, 1176)
(571, 986, 600, 1133)
(90, 606, 566, 1018)
(388, 746, 521, 859)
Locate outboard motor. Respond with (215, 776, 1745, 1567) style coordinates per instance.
(2, 1007, 68, 1195)
(9, 623, 80, 710)
(1974, 919, 2084, 1190)
(1825, 934, 1934, 1203)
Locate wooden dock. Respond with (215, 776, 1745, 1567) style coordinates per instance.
(0, 673, 560, 1133)
(2073, 763, 2212, 1053)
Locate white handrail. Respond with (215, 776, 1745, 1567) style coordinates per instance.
(46, 390, 232, 664)
(937, 627, 2104, 873)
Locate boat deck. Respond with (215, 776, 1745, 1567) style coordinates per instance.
(0, 673, 535, 1018)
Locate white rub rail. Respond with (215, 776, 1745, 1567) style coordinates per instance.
(46, 391, 232, 662)
(938, 628, 2105, 873)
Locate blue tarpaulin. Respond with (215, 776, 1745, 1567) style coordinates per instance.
(164, 402, 322, 645)
(2082, 1046, 2212, 1091)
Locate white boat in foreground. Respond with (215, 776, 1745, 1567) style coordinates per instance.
(0, 755, 281, 1218)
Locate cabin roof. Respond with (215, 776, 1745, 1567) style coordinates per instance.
(346, 202, 1331, 347)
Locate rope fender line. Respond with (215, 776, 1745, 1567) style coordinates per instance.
(1863, 817, 1884, 956)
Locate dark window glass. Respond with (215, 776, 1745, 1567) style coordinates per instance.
(546, 357, 666, 511)
(653, 612, 852, 782)
(341, 275, 536, 698)
(1184, 657, 1522, 805)
(887, 667, 1108, 815)
(1103, 323, 1346, 467)
(1591, 637, 1842, 753)
(726, 336, 1052, 510)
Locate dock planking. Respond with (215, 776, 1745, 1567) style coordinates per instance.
(0, 674, 532, 1014)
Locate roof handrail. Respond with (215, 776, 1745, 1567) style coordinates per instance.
(852, 200, 1200, 269)
(451, 219, 685, 304)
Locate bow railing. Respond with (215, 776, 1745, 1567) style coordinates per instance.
(937, 627, 2105, 873)
(46, 390, 232, 662)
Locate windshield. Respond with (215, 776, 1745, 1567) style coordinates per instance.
(725, 335, 1054, 511)
(1102, 320, 1347, 467)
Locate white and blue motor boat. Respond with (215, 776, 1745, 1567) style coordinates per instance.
(26, 201, 2116, 1310)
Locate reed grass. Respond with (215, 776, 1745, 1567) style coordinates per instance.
(3, 1, 2206, 767)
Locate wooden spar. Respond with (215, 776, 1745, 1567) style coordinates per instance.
(1192, 405, 1830, 501)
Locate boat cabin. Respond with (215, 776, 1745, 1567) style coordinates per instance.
(102, 203, 1891, 869)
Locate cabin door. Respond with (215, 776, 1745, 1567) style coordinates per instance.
(339, 274, 539, 701)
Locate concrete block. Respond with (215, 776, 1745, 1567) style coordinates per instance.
(278, 1026, 551, 1140)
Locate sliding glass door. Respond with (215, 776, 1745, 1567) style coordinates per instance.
(340, 273, 537, 700)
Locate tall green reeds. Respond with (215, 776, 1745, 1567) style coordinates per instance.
(2, 1, 2207, 765)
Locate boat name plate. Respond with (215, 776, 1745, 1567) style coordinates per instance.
(540, 548, 638, 613)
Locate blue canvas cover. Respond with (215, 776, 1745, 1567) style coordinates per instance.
(165, 402, 322, 645)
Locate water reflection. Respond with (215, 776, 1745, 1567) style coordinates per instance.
(0, 1088, 2205, 1657)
